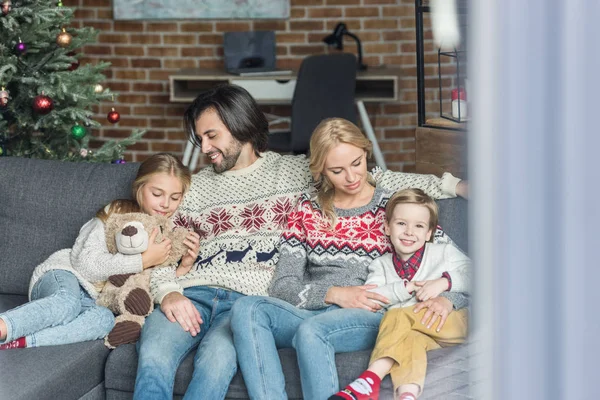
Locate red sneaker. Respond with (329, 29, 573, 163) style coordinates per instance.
(0, 337, 26, 350)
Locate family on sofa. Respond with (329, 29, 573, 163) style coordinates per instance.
(0, 84, 469, 400)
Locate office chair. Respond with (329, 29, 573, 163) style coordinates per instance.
(267, 53, 358, 154)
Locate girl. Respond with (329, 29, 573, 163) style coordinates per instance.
(0, 153, 199, 350)
(230, 118, 469, 400)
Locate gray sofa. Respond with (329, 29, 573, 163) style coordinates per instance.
(0, 156, 471, 400)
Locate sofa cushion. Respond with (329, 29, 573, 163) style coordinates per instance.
(437, 197, 469, 254)
(0, 295, 110, 400)
(105, 342, 472, 400)
(0, 157, 139, 295)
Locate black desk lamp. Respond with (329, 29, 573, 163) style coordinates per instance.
(323, 22, 367, 71)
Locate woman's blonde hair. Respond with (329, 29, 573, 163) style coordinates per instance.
(96, 153, 192, 222)
(385, 188, 439, 242)
(309, 118, 374, 229)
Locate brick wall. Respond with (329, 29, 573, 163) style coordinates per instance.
(66, 0, 445, 172)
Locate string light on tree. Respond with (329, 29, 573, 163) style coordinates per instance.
(107, 107, 120, 124)
(56, 28, 72, 48)
(32, 93, 54, 115)
(70, 124, 86, 140)
(2, 0, 11, 16)
(0, 87, 8, 108)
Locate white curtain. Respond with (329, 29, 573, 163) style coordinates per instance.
(470, 0, 600, 399)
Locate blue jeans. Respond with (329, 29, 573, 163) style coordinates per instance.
(0, 269, 114, 347)
(230, 295, 383, 400)
(133, 286, 244, 400)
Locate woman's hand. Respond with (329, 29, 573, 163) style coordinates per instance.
(141, 228, 172, 269)
(413, 278, 449, 301)
(413, 296, 453, 332)
(161, 292, 203, 336)
(176, 231, 200, 277)
(325, 285, 390, 312)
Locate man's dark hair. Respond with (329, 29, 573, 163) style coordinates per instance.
(184, 85, 269, 155)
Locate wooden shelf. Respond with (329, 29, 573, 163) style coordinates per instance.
(415, 126, 467, 179)
(169, 67, 400, 104)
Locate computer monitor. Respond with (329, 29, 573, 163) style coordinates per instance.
(223, 31, 290, 76)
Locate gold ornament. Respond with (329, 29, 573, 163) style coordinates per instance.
(56, 28, 72, 48)
(1, 1, 11, 16)
(94, 84, 104, 94)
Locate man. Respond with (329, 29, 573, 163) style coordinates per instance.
(133, 85, 312, 399)
(133, 85, 467, 399)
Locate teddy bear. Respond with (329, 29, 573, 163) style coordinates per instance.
(97, 212, 189, 349)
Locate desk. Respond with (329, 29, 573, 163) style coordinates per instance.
(169, 68, 400, 171)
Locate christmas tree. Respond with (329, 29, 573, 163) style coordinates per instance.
(0, 0, 143, 162)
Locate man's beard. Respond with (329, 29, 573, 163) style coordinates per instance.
(213, 140, 243, 173)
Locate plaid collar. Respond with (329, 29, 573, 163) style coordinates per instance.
(392, 244, 425, 281)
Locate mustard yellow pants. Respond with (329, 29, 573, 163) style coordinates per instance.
(369, 305, 468, 393)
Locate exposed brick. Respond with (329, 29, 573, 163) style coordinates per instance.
(290, 21, 324, 31)
(147, 22, 180, 32)
(253, 21, 287, 31)
(292, 0, 324, 5)
(150, 142, 184, 152)
(327, 20, 360, 31)
(113, 22, 145, 32)
(114, 70, 147, 80)
(148, 94, 172, 104)
(114, 46, 145, 56)
(133, 83, 164, 92)
(117, 94, 147, 104)
(109, 82, 131, 92)
(134, 106, 165, 116)
(85, 0, 110, 6)
(84, 45, 112, 56)
(291, 8, 306, 18)
(96, 9, 112, 19)
(131, 59, 161, 68)
(364, 43, 398, 54)
(163, 35, 196, 45)
(199, 34, 223, 45)
(164, 59, 197, 69)
(98, 34, 129, 44)
(104, 57, 129, 68)
(326, 0, 360, 5)
(277, 33, 307, 44)
(84, 21, 112, 31)
(382, 5, 414, 17)
(147, 47, 179, 57)
(363, 19, 398, 30)
(130, 34, 162, 45)
(74, 8, 96, 19)
(180, 22, 214, 33)
(181, 48, 215, 57)
(215, 22, 251, 32)
(309, 8, 343, 18)
(345, 7, 379, 18)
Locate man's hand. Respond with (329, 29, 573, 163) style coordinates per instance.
(160, 292, 203, 336)
(413, 296, 453, 332)
(413, 278, 449, 301)
(325, 285, 390, 312)
(176, 231, 200, 277)
(456, 180, 469, 199)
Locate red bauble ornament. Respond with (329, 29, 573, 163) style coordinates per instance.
(67, 52, 79, 71)
(107, 108, 120, 124)
(33, 94, 54, 114)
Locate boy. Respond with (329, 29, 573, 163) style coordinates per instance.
(330, 188, 471, 400)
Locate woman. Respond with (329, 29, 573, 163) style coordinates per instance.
(230, 118, 468, 400)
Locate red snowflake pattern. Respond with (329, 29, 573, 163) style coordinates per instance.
(240, 204, 266, 231)
(206, 208, 233, 235)
(271, 198, 293, 228)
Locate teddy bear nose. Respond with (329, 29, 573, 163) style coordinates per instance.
(122, 225, 138, 237)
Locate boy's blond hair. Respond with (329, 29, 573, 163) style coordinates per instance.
(385, 188, 438, 242)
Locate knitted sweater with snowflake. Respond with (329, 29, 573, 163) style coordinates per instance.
(150, 152, 312, 302)
(269, 168, 465, 310)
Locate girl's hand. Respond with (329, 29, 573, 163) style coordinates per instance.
(176, 231, 200, 277)
(141, 228, 172, 269)
(413, 278, 449, 301)
(325, 285, 390, 312)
